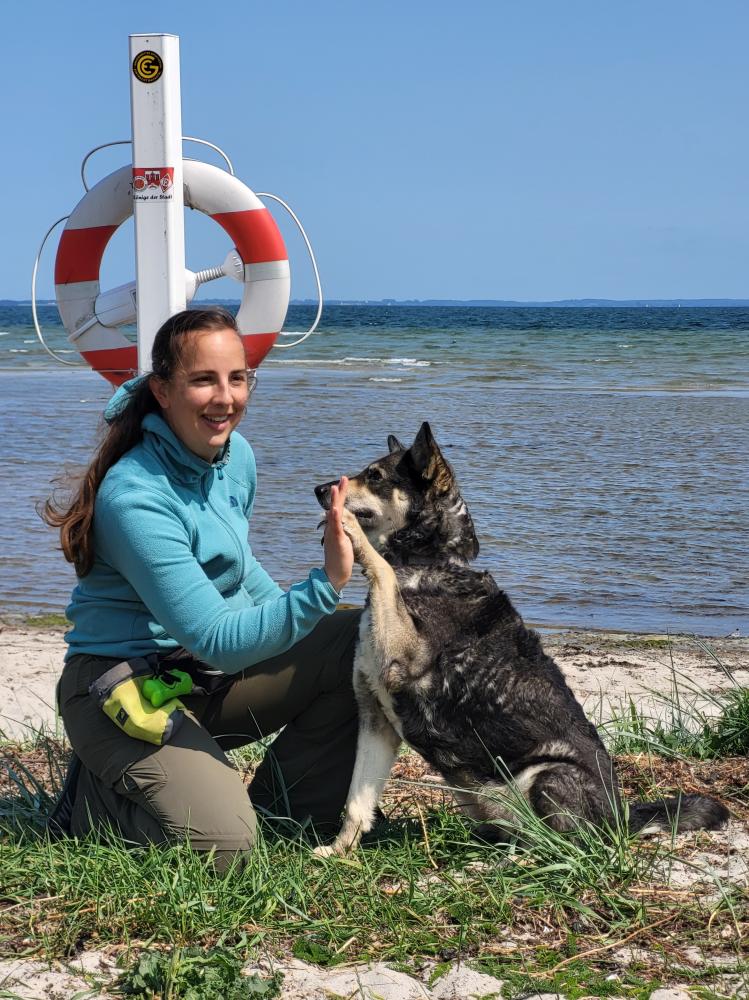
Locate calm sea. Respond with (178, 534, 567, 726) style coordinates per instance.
(1, 303, 747, 635)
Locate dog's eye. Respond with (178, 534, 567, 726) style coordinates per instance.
(366, 468, 384, 483)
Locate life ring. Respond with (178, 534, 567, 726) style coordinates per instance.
(54, 160, 290, 386)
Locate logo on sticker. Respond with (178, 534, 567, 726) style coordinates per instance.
(133, 50, 163, 83)
(132, 167, 174, 201)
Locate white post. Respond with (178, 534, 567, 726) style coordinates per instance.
(129, 33, 185, 374)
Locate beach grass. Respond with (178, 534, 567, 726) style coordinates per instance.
(599, 657, 749, 760)
(1, 649, 747, 997)
(0, 793, 745, 996)
(1, 725, 747, 997)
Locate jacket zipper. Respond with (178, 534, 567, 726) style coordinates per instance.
(201, 470, 246, 586)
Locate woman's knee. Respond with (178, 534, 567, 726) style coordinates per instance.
(107, 720, 259, 855)
(125, 759, 256, 849)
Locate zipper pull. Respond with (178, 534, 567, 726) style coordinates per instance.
(218, 467, 224, 480)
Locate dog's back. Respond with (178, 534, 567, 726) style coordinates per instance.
(389, 560, 622, 832)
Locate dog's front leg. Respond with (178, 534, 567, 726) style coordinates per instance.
(314, 671, 401, 857)
(342, 511, 423, 674)
(313, 511, 422, 858)
(314, 725, 400, 857)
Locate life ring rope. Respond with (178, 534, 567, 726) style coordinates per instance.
(80, 137, 236, 192)
(32, 216, 85, 367)
(255, 192, 323, 350)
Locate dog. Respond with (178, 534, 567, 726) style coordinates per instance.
(314, 422, 729, 856)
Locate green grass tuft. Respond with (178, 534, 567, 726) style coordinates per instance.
(603, 678, 749, 760)
(16, 612, 71, 629)
(619, 636, 675, 650)
(708, 686, 749, 756)
(114, 945, 281, 999)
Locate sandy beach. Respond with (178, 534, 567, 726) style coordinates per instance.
(2, 618, 747, 741)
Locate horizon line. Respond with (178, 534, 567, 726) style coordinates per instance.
(8, 297, 749, 308)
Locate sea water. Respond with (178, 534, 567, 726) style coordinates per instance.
(1, 303, 747, 634)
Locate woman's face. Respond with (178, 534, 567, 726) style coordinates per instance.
(150, 327, 250, 461)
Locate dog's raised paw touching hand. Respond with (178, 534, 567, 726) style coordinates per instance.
(341, 508, 368, 560)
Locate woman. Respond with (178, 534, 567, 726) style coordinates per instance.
(45, 307, 359, 870)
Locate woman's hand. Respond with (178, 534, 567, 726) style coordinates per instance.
(323, 477, 354, 592)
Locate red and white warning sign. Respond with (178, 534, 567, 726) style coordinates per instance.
(132, 167, 175, 201)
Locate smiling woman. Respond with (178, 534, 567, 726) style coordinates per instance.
(149, 327, 254, 462)
(42, 306, 359, 872)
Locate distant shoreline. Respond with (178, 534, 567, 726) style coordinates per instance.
(296, 298, 749, 308)
(9, 298, 749, 309)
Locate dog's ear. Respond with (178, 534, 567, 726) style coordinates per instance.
(387, 434, 405, 454)
(409, 422, 453, 492)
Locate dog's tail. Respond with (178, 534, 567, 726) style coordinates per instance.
(628, 794, 729, 835)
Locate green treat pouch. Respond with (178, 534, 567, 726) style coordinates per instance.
(89, 658, 186, 745)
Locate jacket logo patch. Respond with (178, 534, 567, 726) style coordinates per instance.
(229, 496, 239, 508)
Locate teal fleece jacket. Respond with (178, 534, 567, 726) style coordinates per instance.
(64, 412, 340, 672)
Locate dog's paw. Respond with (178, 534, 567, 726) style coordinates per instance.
(312, 841, 347, 859)
(341, 509, 369, 560)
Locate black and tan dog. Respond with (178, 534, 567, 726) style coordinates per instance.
(315, 422, 728, 856)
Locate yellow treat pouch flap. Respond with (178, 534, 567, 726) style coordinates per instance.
(90, 659, 185, 745)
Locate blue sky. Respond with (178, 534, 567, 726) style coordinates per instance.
(4, 0, 747, 301)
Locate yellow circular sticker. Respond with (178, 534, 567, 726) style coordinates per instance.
(132, 51, 163, 84)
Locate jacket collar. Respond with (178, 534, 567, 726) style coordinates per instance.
(141, 412, 231, 483)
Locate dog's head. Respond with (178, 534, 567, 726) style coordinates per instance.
(315, 422, 479, 560)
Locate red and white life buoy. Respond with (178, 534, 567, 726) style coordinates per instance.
(54, 160, 290, 386)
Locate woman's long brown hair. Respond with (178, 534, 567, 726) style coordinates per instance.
(42, 307, 240, 578)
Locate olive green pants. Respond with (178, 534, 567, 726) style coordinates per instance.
(58, 609, 361, 868)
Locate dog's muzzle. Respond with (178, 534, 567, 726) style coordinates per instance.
(314, 481, 336, 510)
